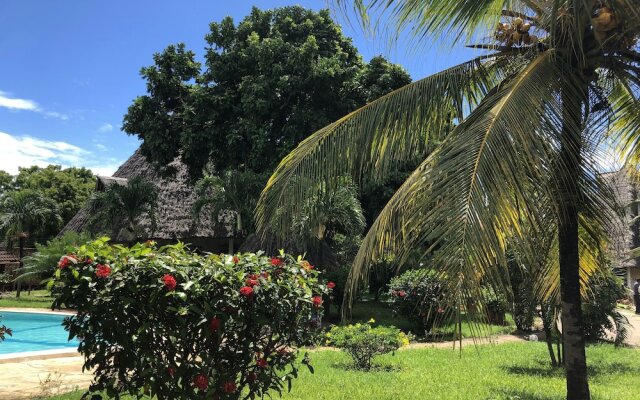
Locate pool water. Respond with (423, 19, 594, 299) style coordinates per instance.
(0, 311, 78, 354)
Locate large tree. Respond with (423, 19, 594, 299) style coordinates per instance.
(122, 6, 411, 180)
(256, 2, 640, 399)
(10, 165, 95, 234)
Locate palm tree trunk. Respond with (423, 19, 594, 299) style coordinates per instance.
(16, 235, 24, 299)
(557, 87, 590, 399)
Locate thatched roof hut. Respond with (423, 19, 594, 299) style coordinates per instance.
(60, 149, 236, 253)
(601, 169, 640, 288)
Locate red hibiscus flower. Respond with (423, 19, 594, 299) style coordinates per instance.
(246, 278, 259, 287)
(246, 372, 258, 383)
(326, 281, 336, 289)
(312, 296, 323, 308)
(261, 271, 269, 279)
(270, 257, 283, 266)
(222, 381, 237, 394)
(232, 256, 240, 264)
(239, 286, 254, 298)
(398, 290, 406, 298)
(209, 316, 221, 332)
(58, 257, 70, 269)
(192, 374, 208, 390)
(162, 274, 177, 291)
(95, 264, 111, 278)
(256, 358, 268, 368)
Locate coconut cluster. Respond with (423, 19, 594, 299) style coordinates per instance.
(495, 17, 538, 47)
(591, 6, 618, 42)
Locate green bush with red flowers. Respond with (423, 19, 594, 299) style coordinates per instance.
(388, 269, 446, 335)
(50, 238, 327, 399)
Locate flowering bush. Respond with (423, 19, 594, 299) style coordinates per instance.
(51, 238, 327, 399)
(388, 269, 446, 334)
(326, 321, 409, 370)
(482, 287, 508, 325)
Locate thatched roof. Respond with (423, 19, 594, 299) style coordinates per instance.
(60, 149, 235, 242)
(601, 169, 640, 268)
(0, 250, 19, 265)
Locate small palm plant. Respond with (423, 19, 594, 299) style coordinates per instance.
(0, 190, 62, 297)
(89, 176, 158, 240)
(257, 2, 640, 398)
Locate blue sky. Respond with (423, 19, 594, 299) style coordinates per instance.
(0, 0, 477, 176)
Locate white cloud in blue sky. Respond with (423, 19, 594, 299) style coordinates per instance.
(0, 131, 120, 176)
(0, 91, 68, 120)
(97, 123, 114, 133)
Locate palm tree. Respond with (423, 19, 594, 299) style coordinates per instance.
(88, 176, 158, 240)
(256, 2, 640, 399)
(193, 170, 268, 252)
(0, 190, 62, 298)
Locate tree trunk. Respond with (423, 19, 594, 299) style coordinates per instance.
(16, 235, 24, 299)
(557, 87, 590, 399)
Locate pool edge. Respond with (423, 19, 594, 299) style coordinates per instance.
(0, 307, 76, 316)
(0, 347, 80, 363)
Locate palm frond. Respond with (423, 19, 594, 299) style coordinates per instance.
(342, 51, 588, 317)
(257, 55, 506, 241)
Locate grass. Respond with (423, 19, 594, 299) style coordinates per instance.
(0, 289, 54, 309)
(44, 342, 640, 400)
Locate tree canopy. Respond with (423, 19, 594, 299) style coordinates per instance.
(13, 165, 95, 224)
(0, 165, 95, 240)
(123, 6, 411, 179)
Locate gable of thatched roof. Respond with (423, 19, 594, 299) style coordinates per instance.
(60, 149, 235, 242)
(601, 169, 640, 268)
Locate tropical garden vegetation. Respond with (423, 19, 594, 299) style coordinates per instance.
(1, 3, 637, 400)
(256, 1, 640, 399)
(51, 239, 328, 399)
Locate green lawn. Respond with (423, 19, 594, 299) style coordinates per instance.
(0, 289, 54, 309)
(44, 342, 639, 400)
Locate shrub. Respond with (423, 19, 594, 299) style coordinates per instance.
(582, 269, 629, 344)
(326, 321, 409, 370)
(388, 269, 445, 334)
(51, 238, 327, 399)
(482, 287, 508, 325)
(18, 231, 92, 283)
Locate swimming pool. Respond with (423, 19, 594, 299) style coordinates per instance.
(0, 311, 78, 354)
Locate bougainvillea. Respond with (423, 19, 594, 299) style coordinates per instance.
(51, 238, 326, 399)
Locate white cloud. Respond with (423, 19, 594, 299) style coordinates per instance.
(97, 123, 114, 133)
(0, 131, 119, 176)
(0, 92, 38, 111)
(0, 90, 68, 120)
(95, 143, 109, 152)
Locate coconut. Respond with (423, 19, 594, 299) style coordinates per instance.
(514, 17, 523, 27)
(521, 22, 531, 32)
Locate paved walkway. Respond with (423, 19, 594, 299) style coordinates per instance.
(0, 355, 90, 399)
(620, 309, 640, 347)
